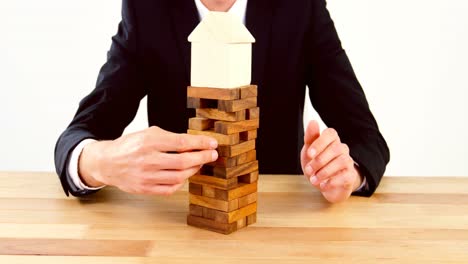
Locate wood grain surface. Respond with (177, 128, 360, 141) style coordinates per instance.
(0, 172, 468, 263)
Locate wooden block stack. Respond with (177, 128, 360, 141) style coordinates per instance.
(186, 85, 259, 234)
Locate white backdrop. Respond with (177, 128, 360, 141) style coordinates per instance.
(1, 0, 467, 176)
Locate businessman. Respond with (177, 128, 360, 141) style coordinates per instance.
(55, 0, 390, 203)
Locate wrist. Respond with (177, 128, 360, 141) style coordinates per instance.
(78, 140, 108, 188)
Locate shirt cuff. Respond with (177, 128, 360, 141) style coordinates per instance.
(353, 162, 368, 192)
(67, 139, 106, 191)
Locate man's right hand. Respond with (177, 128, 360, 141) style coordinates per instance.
(78, 126, 218, 195)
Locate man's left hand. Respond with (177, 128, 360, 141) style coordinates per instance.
(301, 120, 363, 203)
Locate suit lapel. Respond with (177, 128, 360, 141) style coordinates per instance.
(246, 0, 274, 88)
(169, 0, 200, 83)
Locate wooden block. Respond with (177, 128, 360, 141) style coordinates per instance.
(190, 175, 238, 190)
(214, 119, 259, 135)
(207, 156, 238, 168)
(206, 182, 257, 201)
(217, 140, 256, 157)
(246, 107, 260, 119)
(189, 183, 203, 196)
(188, 117, 214, 131)
(214, 161, 259, 179)
(187, 97, 217, 109)
(240, 85, 258, 99)
(189, 204, 203, 217)
(188, 86, 240, 100)
(247, 212, 257, 225)
(238, 192, 258, 208)
(228, 182, 258, 201)
(237, 217, 247, 229)
(238, 171, 259, 184)
(236, 150, 256, 165)
(187, 129, 239, 145)
(197, 202, 257, 224)
(187, 215, 237, 235)
(196, 108, 246, 122)
(239, 130, 257, 141)
(202, 186, 216, 198)
(207, 149, 256, 168)
(218, 97, 257, 112)
(189, 194, 238, 212)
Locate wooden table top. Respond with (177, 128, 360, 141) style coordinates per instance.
(0, 172, 467, 263)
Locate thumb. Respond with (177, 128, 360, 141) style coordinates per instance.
(304, 120, 320, 145)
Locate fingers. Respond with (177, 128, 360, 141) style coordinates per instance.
(307, 128, 340, 159)
(155, 150, 218, 170)
(144, 165, 201, 185)
(148, 127, 218, 152)
(142, 182, 186, 196)
(319, 170, 355, 193)
(304, 120, 320, 145)
(310, 153, 353, 185)
(306, 142, 351, 181)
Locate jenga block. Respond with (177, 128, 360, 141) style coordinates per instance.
(189, 194, 238, 212)
(190, 175, 238, 190)
(208, 149, 256, 168)
(247, 213, 257, 225)
(189, 183, 203, 196)
(237, 217, 247, 229)
(196, 108, 246, 122)
(246, 107, 260, 119)
(207, 156, 238, 168)
(187, 97, 217, 109)
(217, 140, 256, 157)
(187, 129, 240, 145)
(238, 171, 259, 184)
(238, 192, 258, 208)
(187, 215, 237, 235)
(198, 202, 257, 224)
(202, 186, 216, 198)
(214, 161, 259, 179)
(188, 117, 214, 131)
(206, 182, 257, 201)
(214, 119, 259, 135)
(189, 204, 204, 217)
(228, 182, 258, 201)
(218, 97, 257, 112)
(240, 85, 258, 99)
(236, 150, 256, 165)
(239, 130, 257, 141)
(188, 86, 240, 100)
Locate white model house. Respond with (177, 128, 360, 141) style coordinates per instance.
(188, 11, 256, 89)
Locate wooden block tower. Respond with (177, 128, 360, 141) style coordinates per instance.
(186, 12, 259, 234)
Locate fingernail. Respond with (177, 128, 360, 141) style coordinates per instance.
(305, 165, 313, 175)
(211, 150, 218, 161)
(310, 176, 318, 185)
(209, 139, 218, 149)
(308, 148, 316, 158)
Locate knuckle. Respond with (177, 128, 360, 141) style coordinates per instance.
(342, 176, 353, 189)
(341, 143, 350, 154)
(325, 128, 338, 138)
(176, 135, 188, 152)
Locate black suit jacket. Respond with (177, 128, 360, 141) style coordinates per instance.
(55, 0, 390, 197)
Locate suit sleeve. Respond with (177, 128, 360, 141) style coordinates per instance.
(54, 0, 146, 197)
(305, 0, 390, 196)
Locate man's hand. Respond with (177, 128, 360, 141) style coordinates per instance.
(78, 126, 218, 195)
(301, 121, 363, 203)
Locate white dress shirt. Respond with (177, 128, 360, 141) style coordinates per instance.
(69, 0, 367, 192)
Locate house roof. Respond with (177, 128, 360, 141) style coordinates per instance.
(188, 11, 255, 43)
